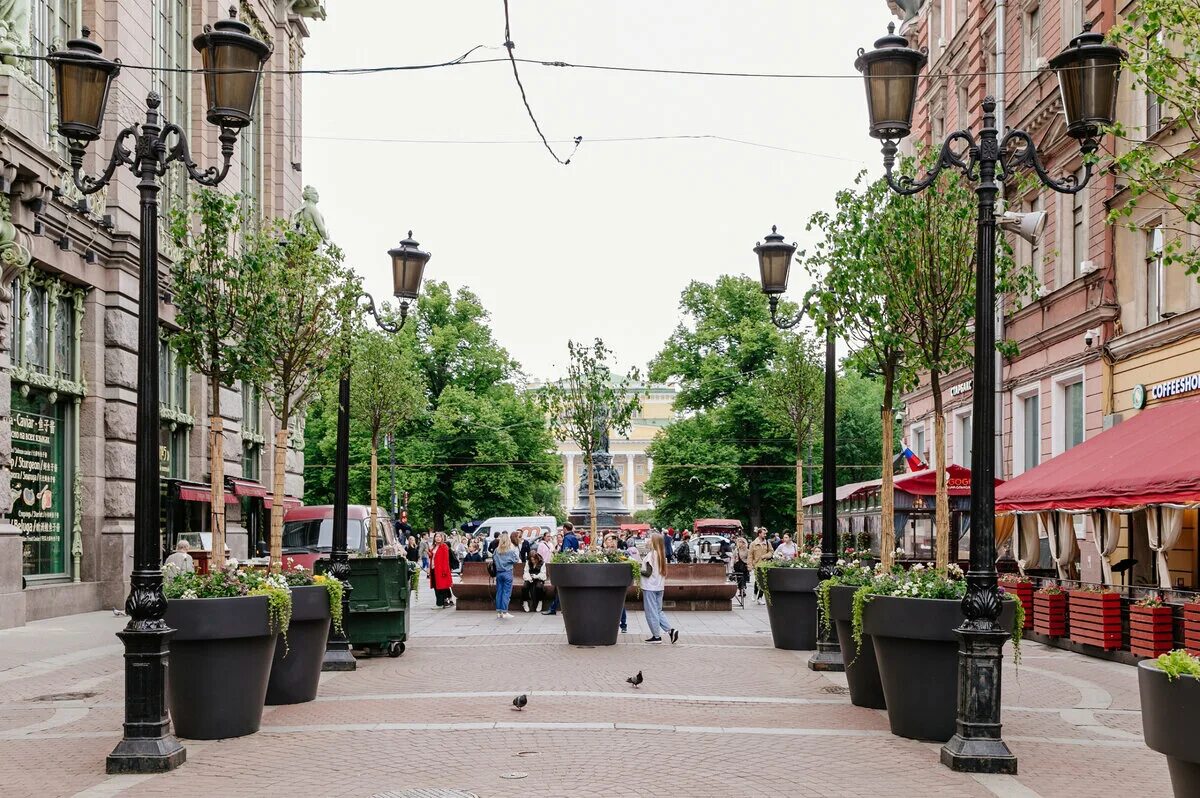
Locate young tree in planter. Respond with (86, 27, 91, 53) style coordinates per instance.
(348, 327, 426, 555)
(259, 219, 359, 571)
(761, 329, 824, 536)
(805, 175, 908, 569)
(167, 189, 269, 570)
(540, 339, 641, 548)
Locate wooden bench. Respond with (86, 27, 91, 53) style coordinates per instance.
(625, 563, 736, 611)
(451, 561, 556, 611)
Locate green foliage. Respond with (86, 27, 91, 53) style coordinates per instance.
(1106, 2, 1200, 279)
(833, 370, 886, 485)
(817, 559, 879, 638)
(1154, 649, 1200, 680)
(280, 561, 345, 638)
(163, 564, 294, 649)
(761, 329, 824, 451)
(551, 549, 639, 588)
(349, 327, 427, 449)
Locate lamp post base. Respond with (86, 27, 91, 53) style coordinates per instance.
(106, 736, 187, 774)
(106, 626, 186, 774)
(940, 626, 1017, 774)
(322, 642, 357, 672)
(808, 639, 845, 672)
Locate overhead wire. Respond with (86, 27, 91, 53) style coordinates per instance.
(500, 0, 580, 165)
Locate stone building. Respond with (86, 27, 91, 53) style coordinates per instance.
(0, 0, 326, 629)
(886, 0, 1200, 585)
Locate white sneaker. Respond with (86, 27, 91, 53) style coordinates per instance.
(502, 612, 514, 619)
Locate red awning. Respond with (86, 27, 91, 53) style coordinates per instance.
(996, 395, 1200, 512)
(262, 495, 302, 510)
(229, 478, 268, 499)
(694, 518, 743, 530)
(176, 484, 237, 504)
(894, 464, 991, 497)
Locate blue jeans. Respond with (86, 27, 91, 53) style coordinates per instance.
(621, 607, 627, 629)
(495, 571, 513, 612)
(643, 589, 673, 638)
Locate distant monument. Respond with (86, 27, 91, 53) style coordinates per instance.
(569, 445, 632, 531)
(291, 185, 328, 241)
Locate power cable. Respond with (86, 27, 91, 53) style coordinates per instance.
(501, 0, 580, 165)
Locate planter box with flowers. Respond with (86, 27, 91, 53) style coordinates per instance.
(548, 550, 637, 646)
(757, 547, 822, 651)
(817, 557, 885, 709)
(852, 563, 1022, 743)
(162, 561, 292, 739)
(265, 562, 344, 705)
(1000, 576, 1034, 630)
(1033, 585, 1067, 636)
(1184, 601, 1200, 657)
(1068, 588, 1123, 650)
(1131, 595, 1175, 659)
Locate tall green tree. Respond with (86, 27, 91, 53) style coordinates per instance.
(649, 275, 796, 531)
(259, 219, 358, 571)
(540, 339, 642, 546)
(1107, 2, 1200, 279)
(762, 330, 824, 535)
(167, 189, 269, 569)
(806, 174, 908, 568)
(643, 413, 741, 529)
(348, 326, 426, 554)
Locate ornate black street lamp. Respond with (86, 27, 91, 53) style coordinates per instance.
(323, 233, 430, 670)
(855, 21, 1122, 773)
(46, 11, 270, 775)
(755, 227, 843, 672)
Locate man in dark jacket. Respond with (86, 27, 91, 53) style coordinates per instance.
(561, 522, 580, 552)
(664, 528, 676, 562)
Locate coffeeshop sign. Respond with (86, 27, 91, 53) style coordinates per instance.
(1132, 372, 1200, 409)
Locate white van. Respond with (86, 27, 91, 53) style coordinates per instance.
(475, 516, 558, 542)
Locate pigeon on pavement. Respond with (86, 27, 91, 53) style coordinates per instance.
(626, 670, 643, 688)
(512, 694, 528, 711)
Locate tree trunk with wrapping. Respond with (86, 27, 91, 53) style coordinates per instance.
(270, 428, 289, 571)
(369, 443, 379, 556)
(929, 370, 951, 570)
(208, 375, 226, 570)
(879, 373, 896, 568)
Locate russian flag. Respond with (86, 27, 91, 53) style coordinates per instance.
(901, 440, 926, 472)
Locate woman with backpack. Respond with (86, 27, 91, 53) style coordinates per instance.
(641, 532, 679, 644)
(491, 531, 520, 619)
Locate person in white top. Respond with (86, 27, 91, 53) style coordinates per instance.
(773, 532, 798, 561)
(640, 532, 679, 644)
(535, 531, 554, 564)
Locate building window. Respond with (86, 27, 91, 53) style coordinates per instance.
(956, 411, 972, 469)
(1013, 390, 1040, 475)
(159, 338, 191, 480)
(932, 109, 945, 143)
(153, 0, 191, 219)
(956, 81, 969, 131)
(1021, 195, 1044, 284)
(912, 424, 927, 464)
(240, 85, 264, 211)
(242, 381, 263, 482)
(954, 0, 967, 32)
(1068, 167, 1088, 282)
(1053, 372, 1085, 455)
(1146, 226, 1164, 325)
(1063, 0, 1084, 45)
(32, 0, 78, 157)
(930, 0, 944, 56)
(1023, 5, 1041, 78)
(1146, 91, 1163, 137)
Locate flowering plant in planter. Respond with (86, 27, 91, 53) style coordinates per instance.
(754, 547, 821, 605)
(164, 560, 293, 647)
(1153, 649, 1200, 680)
(552, 549, 640, 596)
(816, 557, 877, 637)
(281, 561, 345, 637)
(1136, 594, 1166, 608)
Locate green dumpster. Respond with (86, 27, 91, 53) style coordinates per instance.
(315, 556, 410, 657)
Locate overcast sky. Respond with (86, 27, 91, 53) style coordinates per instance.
(302, 1, 891, 379)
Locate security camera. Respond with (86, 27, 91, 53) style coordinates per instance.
(1083, 329, 1099, 348)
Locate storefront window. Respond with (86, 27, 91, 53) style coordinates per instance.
(159, 337, 191, 479)
(12, 392, 68, 577)
(242, 380, 263, 481)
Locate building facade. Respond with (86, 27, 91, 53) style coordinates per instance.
(888, 0, 1200, 587)
(0, 0, 325, 629)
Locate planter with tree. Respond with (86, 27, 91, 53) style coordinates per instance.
(265, 565, 344, 704)
(1068, 587, 1123, 650)
(540, 339, 641, 646)
(1139, 650, 1200, 797)
(1034, 584, 1067, 637)
(853, 565, 1021, 742)
(817, 558, 886, 708)
(757, 548, 822, 651)
(162, 563, 291, 739)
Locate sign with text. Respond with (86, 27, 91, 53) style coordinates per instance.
(11, 394, 67, 576)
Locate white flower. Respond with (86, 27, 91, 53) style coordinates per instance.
(836, 558, 846, 566)
(293, 563, 305, 571)
(227, 558, 240, 570)
(912, 563, 925, 572)
(181, 589, 198, 600)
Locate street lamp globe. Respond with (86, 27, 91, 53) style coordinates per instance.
(47, 28, 121, 143)
(754, 226, 797, 296)
(193, 7, 272, 129)
(1049, 23, 1125, 144)
(388, 231, 431, 307)
(855, 23, 927, 141)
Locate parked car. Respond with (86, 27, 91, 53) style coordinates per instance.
(691, 534, 732, 563)
(280, 505, 398, 570)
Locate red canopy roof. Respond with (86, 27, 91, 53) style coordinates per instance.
(894, 464, 987, 497)
(694, 518, 743, 530)
(996, 395, 1200, 512)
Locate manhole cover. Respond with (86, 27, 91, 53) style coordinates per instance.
(371, 791, 478, 798)
(30, 691, 97, 702)
(821, 685, 849, 695)
(500, 772, 529, 780)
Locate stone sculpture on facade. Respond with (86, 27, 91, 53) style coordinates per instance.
(887, 0, 924, 24)
(291, 184, 328, 241)
(289, 0, 326, 20)
(0, 0, 28, 66)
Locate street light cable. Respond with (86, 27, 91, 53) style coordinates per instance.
(501, 0, 580, 165)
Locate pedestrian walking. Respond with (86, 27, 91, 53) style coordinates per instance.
(492, 531, 519, 619)
(749, 527, 773, 605)
(429, 531, 454, 607)
(773, 533, 798, 561)
(522, 550, 548, 612)
(731, 535, 751, 599)
(640, 532, 679, 644)
(604, 534, 632, 633)
(404, 535, 419, 564)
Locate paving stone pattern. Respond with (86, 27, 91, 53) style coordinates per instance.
(0, 582, 1174, 797)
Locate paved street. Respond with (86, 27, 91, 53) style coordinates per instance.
(0, 585, 1171, 798)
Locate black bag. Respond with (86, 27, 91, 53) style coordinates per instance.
(487, 558, 497, 577)
(449, 550, 460, 570)
(640, 558, 653, 578)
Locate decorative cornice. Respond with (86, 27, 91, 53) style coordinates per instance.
(160, 406, 196, 429)
(1104, 306, 1200, 363)
(12, 367, 85, 400)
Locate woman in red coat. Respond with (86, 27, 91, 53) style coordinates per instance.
(429, 531, 454, 607)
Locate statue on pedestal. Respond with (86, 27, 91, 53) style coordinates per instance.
(291, 185, 328, 241)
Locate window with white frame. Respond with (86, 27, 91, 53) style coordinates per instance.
(1146, 225, 1164, 325)
(912, 424, 927, 464)
(1012, 388, 1041, 475)
(153, 0, 191, 219)
(930, 0, 944, 56)
(956, 81, 969, 131)
(955, 410, 972, 469)
(241, 381, 263, 482)
(954, 0, 967, 32)
(1023, 5, 1041, 78)
(1053, 372, 1085, 455)
(1069, 167, 1088, 282)
(1063, 0, 1084, 45)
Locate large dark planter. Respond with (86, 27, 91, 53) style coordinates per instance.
(1139, 660, 1200, 798)
(863, 594, 1014, 742)
(164, 595, 278, 740)
(829, 585, 885, 709)
(548, 562, 632, 646)
(764, 567, 819, 650)
(266, 586, 332, 705)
